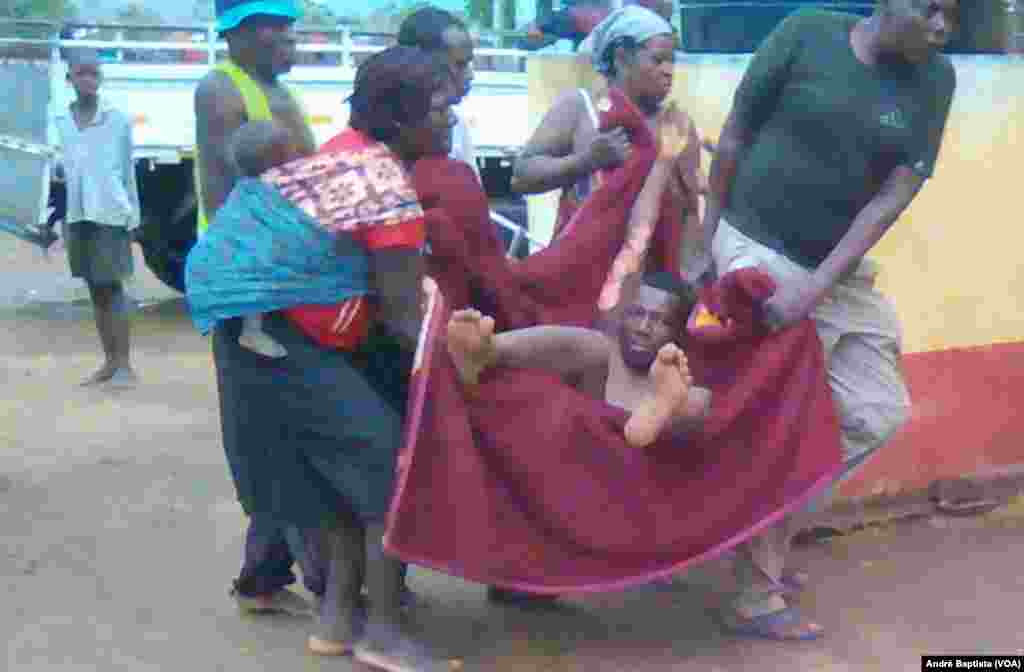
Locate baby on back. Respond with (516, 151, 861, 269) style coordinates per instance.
(227, 120, 308, 357)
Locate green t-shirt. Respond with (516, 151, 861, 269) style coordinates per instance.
(725, 10, 956, 269)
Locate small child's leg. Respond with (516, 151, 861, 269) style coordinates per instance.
(238, 314, 288, 358)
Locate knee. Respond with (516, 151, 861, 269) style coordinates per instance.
(88, 282, 126, 311)
(839, 398, 911, 460)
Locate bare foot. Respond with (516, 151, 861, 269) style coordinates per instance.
(238, 316, 288, 358)
(80, 362, 118, 387)
(446, 309, 496, 386)
(624, 344, 694, 448)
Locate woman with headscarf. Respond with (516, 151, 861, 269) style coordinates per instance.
(186, 46, 457, 671)
(511, 4, 703, 248)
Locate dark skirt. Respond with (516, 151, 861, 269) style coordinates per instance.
(212, 312, 413, 528)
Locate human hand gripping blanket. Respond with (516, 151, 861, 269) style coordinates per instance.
(386, 88, 844, 592)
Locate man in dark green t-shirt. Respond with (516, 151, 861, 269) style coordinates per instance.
(694, 0, 957, 640)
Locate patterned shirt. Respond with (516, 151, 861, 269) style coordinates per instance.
(266, 128, 426, 350)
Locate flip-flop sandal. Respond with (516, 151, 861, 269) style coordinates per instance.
(718, 605, 824, 641)
(934, 497, 1000, 517)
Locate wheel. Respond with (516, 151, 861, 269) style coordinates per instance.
(137, 199, 196, 294)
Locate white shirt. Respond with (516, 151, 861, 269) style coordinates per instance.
(55, 102, 140, 229)
(449, 108, 480, 180)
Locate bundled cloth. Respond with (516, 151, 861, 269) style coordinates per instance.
(185, 138, 424, 335)
(383, 88, 844, 592)
(185, 177, 370, 334)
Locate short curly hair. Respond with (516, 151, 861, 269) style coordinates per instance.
(396, 7, 467, 53)
(642, 270, 697, 316)
(348, 46, 450, 144)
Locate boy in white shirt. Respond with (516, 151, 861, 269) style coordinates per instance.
(56, 49, 140, 387)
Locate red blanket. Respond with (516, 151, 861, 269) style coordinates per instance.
(386, 90, 843, 592)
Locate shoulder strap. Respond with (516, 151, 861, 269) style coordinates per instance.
(196, 63, 311, 235)
(217, 61, 273, 121)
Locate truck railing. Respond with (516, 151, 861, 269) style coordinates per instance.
(491, 210, 547, 256)
(0, 19, 535, 72)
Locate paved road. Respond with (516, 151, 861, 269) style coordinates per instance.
(2, 301, 1022, 671)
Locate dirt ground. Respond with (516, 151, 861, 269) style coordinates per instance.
(2, 235, 1023, 670)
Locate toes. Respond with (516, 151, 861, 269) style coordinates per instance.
(656, 344, 677, 362)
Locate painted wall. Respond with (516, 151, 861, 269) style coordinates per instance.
(525, 53, 1024, 499)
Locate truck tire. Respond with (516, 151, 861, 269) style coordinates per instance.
(137, 199, 196, 294)
(135, 163, 198, 294)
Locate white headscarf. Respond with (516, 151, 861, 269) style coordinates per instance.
(588, 5, 674, 76)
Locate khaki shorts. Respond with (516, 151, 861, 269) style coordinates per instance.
(64, 220, 134, 286)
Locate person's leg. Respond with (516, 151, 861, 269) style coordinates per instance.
(231, 516, 314, 616)
(238, 314, 288, 358)
(726, 260, 910, 638)
(82, 280, 136, 386)
(710, 220, 825, 638)
(722, 516, 823, 639)
(355, 521, 452, 671)
(308, 514, 365, 655)
(286, 526, 328, 599)
(212, 320, 314, 616)
(73, 222, 136, 386)
(807, 270, 911, 505)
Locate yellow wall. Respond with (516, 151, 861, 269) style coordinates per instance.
(525, 53, 1024, 354)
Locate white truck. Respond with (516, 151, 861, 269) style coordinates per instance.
(0, 21, 537, 292)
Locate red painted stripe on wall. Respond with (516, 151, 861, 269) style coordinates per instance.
(839, 341, 1024, 499)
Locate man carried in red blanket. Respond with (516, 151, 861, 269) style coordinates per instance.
(385, 84, 843, 601)
(446, 271, 711, 449)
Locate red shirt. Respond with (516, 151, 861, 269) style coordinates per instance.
(280, 129, 426, 350)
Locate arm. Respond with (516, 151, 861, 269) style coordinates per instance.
(692, 13, 804, 283)
(671, 111, 703, 200)
(511, 90, 590, 194)
(194, 74, 246, 220)
(762, 166, 925, 330)
(599, 114, 688, 321)
(493, 325, 611, 378)
(511, 90, 629, 195)
(369, 247, 426, 352)
(694, 107, 754, 281)
(121, 115, 141, 227)
(764, 61, 955, 330)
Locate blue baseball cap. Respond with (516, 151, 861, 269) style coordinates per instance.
(215, 0, 301, 33)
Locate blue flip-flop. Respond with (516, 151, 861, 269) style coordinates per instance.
(719, 605, 824, 641)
